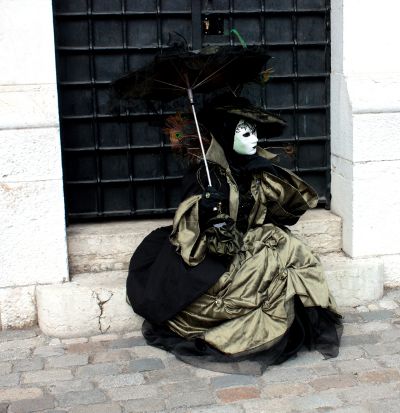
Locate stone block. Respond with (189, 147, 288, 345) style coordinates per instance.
(353, 112, 400, 162)
(12, 358, 44, 373)
(216, 386, 261, 404)
(0, 286, 37, 329)
(0, 362, 11, 375)
(67, 211, 341, 276)
(0, 180, 68, 288)
(45, 354, 89, 369)
(309, 374, 357, 391)
(47, 380, 95, 395)
(106, 384, 158, 401)
(0, 0, 57, 85)
(95, 373, 144, 388)
(36, 271, 140, 338)
(127, 358, 165, 373)
(0, 349, 31, 362)
(382, 255, 400, 288)
(166, 389, 216, 409)
(0, 128, 62, 183)
(288, 209, 342, 254)
(0, 84, 58, 129)
(211, 374, 256, 389)
(337, 382, 400, 404)
(335, 358, 381, 374)
(67, 219, 171, 274)
(0, 387, 43, 402)
(0, 373, 19, 387)
(69, 403, 122, 413)
(75, 363, 121, 378)
(22, 369, 74, 384)
(121, 398, 166, 413)
(55, 389, 107, 408)
(321, 253, 384, 306)
(8, 396, 55, 413)
(351, 160, 400, 257)
(261, 382, 311, 399)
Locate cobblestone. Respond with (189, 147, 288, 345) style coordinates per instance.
(211, 374, 256, 389)
(95, 373, 145, 388)
(55, 390, 107, 408)
(22, 369, 74, 384)
(12, 358, 44, 372)
(8, 396, 55, 413)
(0, 373, 20, 387)
(127, 357, 165, 372)
(0, 362, 12, 375)
(121, 398, 166, 413)
(46, 354, 89, 369)
(0, 290, 399, 412)
(75, 363, 121, 378)
(69, 403, 122, 413)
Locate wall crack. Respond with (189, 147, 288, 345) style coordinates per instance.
(93, 290, 113, 334)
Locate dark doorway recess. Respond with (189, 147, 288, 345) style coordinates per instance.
(53, 0, 331, 222)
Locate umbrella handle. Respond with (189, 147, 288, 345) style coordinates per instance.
(186, 87, 212, 187)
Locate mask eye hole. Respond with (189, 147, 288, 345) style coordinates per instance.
(243, 132, 250, 137)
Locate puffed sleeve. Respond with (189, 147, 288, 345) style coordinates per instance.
(258, 165, 318, 226)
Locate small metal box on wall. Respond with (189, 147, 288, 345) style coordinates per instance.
(53, 0, 331, 221)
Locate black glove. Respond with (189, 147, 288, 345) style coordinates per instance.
(199, 186, 227, 229)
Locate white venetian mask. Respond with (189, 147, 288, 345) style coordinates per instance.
(233, 119, 258, 155)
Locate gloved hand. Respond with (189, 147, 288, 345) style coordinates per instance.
(199, 186, 226, 215)
(198, 186, 227, 230)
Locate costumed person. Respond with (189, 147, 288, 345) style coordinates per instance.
(126, 96, 342, 375)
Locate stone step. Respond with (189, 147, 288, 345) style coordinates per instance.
(67, 209, 342, 275)
(36, 252, 384, 338)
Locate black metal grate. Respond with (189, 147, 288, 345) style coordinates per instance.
(53, 0, 331, 222)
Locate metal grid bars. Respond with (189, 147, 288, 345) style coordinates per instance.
(53, 0, 331, 222)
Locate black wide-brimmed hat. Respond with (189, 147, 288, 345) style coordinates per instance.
(200, 95, 286, 140)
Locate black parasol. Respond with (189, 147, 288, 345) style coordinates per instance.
(112, 45, 271, 186)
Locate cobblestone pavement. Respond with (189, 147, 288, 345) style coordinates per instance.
(1, 290, 400, 413)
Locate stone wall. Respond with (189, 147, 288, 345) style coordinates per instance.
(0, 0, 69, 328)
(331, 0, 400, 286)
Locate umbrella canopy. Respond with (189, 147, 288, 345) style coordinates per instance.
(112, 44, 272, 186)
(112, 45, 271, 103)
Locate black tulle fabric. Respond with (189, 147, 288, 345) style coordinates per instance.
(141, 296, 342, 376)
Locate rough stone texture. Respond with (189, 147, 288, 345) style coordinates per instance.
(0, 84, 59, 130)
(67, 219, 171, 275)
(68, 210, 341, 276)
(0, 387, 43, 402)
(56, 390, 107, 408)
(0, 180, 68, 289)
(35, 253, 389, 338)
(321, 253, 384, 306)
(22, 369, 74, 384)
(331, 0, 400, 261)
(382, 254, 400, 287)
(288, 209, 342, 254)
(121, 398, 166, 413)
(0, 296, 400, 411)
(216, 386, 261, 403)
(45, 354, 89, 369)
(0, 128, 62, 183)
(0, 0, 57, 85)
(36, 272, 141, 338)
(0, 286, 37, 329)
(8, 396, 55, 413)
(69, 403, 122, 413)
(95, 373, 144, 388)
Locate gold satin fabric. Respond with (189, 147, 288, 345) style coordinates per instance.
(168, 138, 339, 355)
